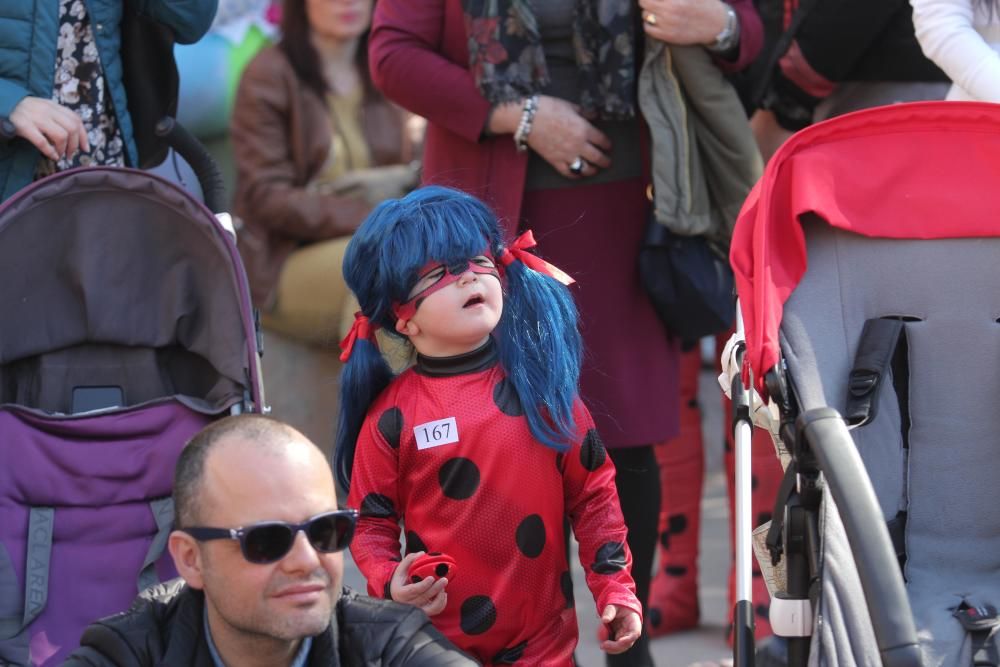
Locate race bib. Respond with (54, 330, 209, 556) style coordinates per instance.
(414, 417, 459, 450)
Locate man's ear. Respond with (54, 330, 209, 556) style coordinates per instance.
(168, 530, 206, 590)
(395, 318, 419, 337)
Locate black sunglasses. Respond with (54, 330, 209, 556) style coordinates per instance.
(183, 509, 359, 564)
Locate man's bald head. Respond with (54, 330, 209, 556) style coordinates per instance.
(174, 415, 324, 528)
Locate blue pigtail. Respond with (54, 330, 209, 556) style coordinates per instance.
(496, 258, 582, 451)
(335, 336, 393, 492)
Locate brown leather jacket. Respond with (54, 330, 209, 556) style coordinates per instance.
(231, 45, 411, 307)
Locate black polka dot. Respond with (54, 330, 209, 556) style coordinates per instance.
(377, 408, 404, 448)
(410, 575, 423, 584)
(687, 398, 699, 409)
(756, 511, 772, 526)
(648, 607, 662, 628)
(438, 457, 481, 500)
(751, 474, 759, 491)
(493, 379, 523, 416)
(591, 542, 627, 574)
(460, 595, 497, 635)
(755, 604, 770, 619)
(360, 493, 396, 518)
(492, 641, 528, 664)
(668, 514, 688, 534)
(659, 531, 671, 550)
(435, 563, 450, 578)
(560, 571, 575, 608)
(752, 570, 763, 578)
(580, 429, 607, 471)
(515, 514, 546, 558)
(665, 565, 688, 577)
(405, 531, 427, 555)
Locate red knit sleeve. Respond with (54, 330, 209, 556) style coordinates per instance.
(562, 401, 643, 620)
(346, 407, 405, 600)
(369, 0, 493, 144)
(715, 0, 765, 72)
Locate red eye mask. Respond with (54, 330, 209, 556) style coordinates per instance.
(393, 259, 500, 321)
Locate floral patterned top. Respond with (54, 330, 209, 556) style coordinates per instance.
(36, 0, 126, 178)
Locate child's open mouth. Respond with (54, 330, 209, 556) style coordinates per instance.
(463, 295, 485, 308)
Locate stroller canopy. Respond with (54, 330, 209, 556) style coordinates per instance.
(732, 101, 1000, 393)
(0, 167, 262, 414)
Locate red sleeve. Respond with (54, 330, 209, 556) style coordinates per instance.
(346, 411, 405, 600)
(562, 402, 643, 621)
(717, 0, 764, 72)
(369, 0, 493, 144)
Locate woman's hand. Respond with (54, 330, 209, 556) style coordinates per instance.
(9, 97, 89, 162)
(527, 96, 612, 179)
(599, 604, 642, 654)
(389, 552, 449, 616)
(639, 0, 729, 46)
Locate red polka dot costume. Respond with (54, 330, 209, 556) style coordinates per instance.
(347, 341, 641, 665)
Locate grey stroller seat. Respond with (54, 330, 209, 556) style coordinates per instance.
(784, 218, 1000, 666)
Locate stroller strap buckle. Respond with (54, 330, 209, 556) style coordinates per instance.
(845, 317, 906, 428)
(954, 602, 1000, 633)
(953, 601, 1000, 667)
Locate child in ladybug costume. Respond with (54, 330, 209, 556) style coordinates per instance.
(336, 186, 642, 665)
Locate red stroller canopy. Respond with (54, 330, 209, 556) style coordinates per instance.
(732, 101, 1000, 393)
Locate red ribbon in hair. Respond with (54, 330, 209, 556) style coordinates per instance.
(339, 312, 377, 362)
(499, 230, 575, 285)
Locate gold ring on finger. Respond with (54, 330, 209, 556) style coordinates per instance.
(644, 12, 657, 25)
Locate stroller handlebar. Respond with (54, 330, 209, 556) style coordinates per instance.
(796, 408, 923, 667)
(154, 117, 226, 214)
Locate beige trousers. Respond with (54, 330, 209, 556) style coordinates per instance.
(261, 237, 413, 371)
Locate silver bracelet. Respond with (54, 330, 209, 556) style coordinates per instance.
(707, 4, 740, 54)
(513, 95, 539, 153)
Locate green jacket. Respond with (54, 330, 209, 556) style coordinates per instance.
(0, 0, 217, 201)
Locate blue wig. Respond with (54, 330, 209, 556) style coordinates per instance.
(335, 186, 582, 492)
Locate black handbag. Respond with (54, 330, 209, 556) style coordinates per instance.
(120, 1, 179, 168)
(638, 214, 735, 347)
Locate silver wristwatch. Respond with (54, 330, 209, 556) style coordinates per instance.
(708, 4, 740, 53)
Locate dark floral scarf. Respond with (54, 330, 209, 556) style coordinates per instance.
(464, 0, 636, 119)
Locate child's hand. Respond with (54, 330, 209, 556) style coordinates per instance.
(389, 552, 449, 616)
(599, 604, 642, 654)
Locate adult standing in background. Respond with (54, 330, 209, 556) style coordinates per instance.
(368, 2, 762, 664)
(0, 0, 218, 201)
(232, 0, 418, 345)
(912, 0, 1000, 101)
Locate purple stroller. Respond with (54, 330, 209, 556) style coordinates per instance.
(0, 165, 265, 666)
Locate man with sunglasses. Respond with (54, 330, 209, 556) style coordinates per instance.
(64, 415, 475, 667)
